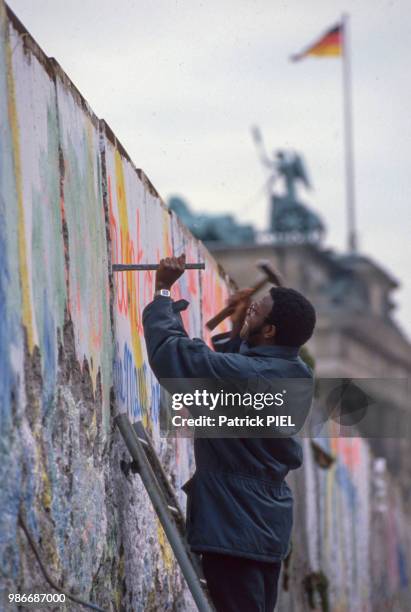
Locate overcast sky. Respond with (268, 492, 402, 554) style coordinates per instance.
(7, 0, 411, 336)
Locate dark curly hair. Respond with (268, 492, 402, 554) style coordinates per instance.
(267, 287, 316, 347)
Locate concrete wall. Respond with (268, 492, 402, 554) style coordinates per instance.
(1, 3, 410, 611)
(279, 436, 411, 611)
(0, 3, 229, 609)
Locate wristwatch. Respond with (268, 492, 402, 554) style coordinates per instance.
(154, 288, 171, 298)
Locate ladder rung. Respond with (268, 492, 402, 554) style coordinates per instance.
(137, 437, 149, 446)
(167, 505, 179, 515)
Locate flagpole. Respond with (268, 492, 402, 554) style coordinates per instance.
(341, 13, 358, 252)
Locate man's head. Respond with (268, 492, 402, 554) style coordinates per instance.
(240, 287, 316, 348)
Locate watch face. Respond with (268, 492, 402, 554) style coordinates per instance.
(159, 289, 171, 297)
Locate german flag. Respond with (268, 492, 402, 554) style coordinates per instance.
(291, 23, 343, 62)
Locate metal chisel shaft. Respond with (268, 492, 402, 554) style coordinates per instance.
(112, 263, 205, 272)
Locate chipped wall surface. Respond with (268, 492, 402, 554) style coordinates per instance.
(1, 2, 410, 611)
(0, 2, 229, 609)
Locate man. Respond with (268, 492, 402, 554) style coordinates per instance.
(142, 254, 316, 612)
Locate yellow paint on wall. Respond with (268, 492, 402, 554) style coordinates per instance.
(114, 150, 143, 369)
(156, 518, 174, 573)
(41, 467, 52, 513)
(114, 150, 148, 421)
(115, 549, 125, 610)
(6, 32, 35, 352)
(86, 122, 99, 392)
(162, 207, 172, 256)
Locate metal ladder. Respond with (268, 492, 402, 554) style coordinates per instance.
(115, 414, 215, 612)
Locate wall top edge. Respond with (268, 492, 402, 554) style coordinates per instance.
(5, 0, 169, 214)
(4, 0, 231, 288)
(5, 3, 99, 127)
(101, 119, 131, 162)
(50, 58, 100, 128)
(100, 119, 163, 203)
(6, 2, 55, 81)
(135, 168, 161, 200)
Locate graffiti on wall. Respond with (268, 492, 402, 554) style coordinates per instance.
(0, 2, 231, 607)
(1, 1, 410, 610)
(105, 125, 229, 432)
(280, 430, 410, 611)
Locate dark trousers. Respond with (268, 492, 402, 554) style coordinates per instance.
(202, 552, 281, 612)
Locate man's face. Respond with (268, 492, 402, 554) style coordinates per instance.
(240, 293, 275, 346)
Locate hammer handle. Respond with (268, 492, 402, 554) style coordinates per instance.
(205, 277, 267, 331)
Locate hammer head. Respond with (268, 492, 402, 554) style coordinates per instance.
(257, 260, 283, 287)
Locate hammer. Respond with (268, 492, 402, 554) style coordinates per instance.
(205, 261, 283, 331)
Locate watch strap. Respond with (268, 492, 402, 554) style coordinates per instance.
(154, 288, 171, 298)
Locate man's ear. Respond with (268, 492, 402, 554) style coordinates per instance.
(264, 324, 276, 340)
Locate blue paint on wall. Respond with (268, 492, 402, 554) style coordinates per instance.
(41, 289, 57, 414)
(114, 341, 142, 419)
